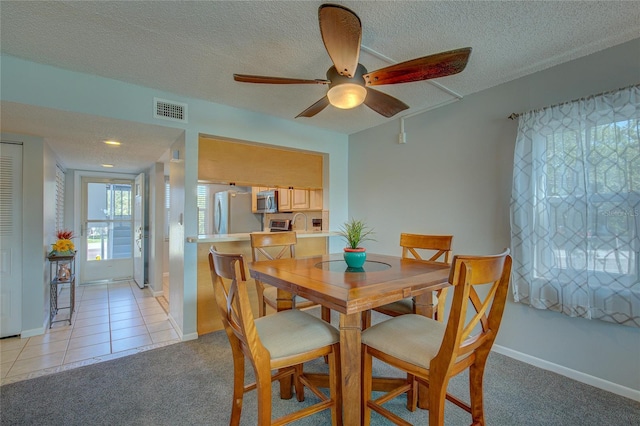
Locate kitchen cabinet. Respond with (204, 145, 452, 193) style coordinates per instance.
(309, 189, 323, 210)
(277, 188, 290, 211)
(278, 188, 309, 211)
(292, 189, 310, 210)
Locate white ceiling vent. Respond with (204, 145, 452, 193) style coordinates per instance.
(154, 98, 188, 123)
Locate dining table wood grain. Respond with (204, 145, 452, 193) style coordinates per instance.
(248, 252, 451, 426)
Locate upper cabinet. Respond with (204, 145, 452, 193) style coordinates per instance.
(279, 188, 310, 211)
(199, 137, 323, 189)
(309, 189, 323, 210)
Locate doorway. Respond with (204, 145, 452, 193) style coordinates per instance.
(80, 177, 134, 283)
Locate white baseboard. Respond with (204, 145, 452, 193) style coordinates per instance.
(149, 289, 164, 297)
(181, 331, 199, 341)
(20, 326, 45, 338)
(492, 344, 640, 402)
(167, 313, 197, 342)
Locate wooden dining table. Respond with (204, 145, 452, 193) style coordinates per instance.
(248, 252, 451, 426)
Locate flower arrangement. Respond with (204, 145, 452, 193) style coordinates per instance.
(50, 229, 76, 256)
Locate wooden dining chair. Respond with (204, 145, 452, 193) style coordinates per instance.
(250, 232, 331, 323)
(209, 247, 342, 426)
(362, 249, 512, 426)
(362, 234, 453, 329)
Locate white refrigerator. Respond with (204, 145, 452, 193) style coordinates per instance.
(213, 191, 262, 234)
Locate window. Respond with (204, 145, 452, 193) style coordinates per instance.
(164, 180, 210, 236)
(196, 185, 209, 235)
(511, 85, 640, 327)
(85, 181, 133, 260)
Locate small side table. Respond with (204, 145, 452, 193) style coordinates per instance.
(47, 253, 76, 327)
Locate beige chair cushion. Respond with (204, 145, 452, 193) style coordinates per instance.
(379, 298, 414, 315)
(378, 294, 440, 315)
(361, 314, 445, 369)
(263, 285, 278, 301)
(255, 309, 339, 361)
(263, 285, 317, 308)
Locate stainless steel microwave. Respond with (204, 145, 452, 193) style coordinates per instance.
(256, 190, 278, 213)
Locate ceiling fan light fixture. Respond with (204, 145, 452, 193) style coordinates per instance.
(232, 5, 471, 119)
(327, 83, 367, 109)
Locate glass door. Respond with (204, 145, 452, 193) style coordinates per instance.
(80, 177, 134, 283)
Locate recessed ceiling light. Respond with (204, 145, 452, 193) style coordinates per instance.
(101, 164, 114, 168)
(104, 140, 121, 146)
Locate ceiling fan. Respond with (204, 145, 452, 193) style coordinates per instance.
(233, 3, 472, 119)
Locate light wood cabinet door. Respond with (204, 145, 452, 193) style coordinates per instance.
(291, 189, 310, 210)
(278, 189, 292, 211)
(309, 189, 323, 210)
(279, 189, 310, 211)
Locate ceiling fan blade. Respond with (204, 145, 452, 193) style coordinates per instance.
(318, 4, 362, 78)
(363, 88, 409, 118)
(363, 47, 472, 86)
(296, 96, 330, 118)
(234, 74, 330, 85)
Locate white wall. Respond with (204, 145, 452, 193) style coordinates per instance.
(42, 142, 58, 328)
(348, 38, 640, 396)
(147, 162, 165, 295)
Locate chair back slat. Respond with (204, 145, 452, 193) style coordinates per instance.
(435, 250, 512, 368)
(255, 245, 290, 261)
(251, 232, 297, 262)
(400, 233, 453, 264)
(461, 283, 499, 341)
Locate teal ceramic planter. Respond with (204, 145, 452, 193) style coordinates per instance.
(343, 249, 366, 268)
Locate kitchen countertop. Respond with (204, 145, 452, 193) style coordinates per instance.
(186, 231, 339, 243)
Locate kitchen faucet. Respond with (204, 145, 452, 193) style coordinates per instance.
(292, 212, 308, 231)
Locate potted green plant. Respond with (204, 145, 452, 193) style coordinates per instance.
(338, 218, 375, 268)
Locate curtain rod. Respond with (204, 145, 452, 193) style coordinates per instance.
(507, 84, 639, 119)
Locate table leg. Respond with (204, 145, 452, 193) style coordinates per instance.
(339, 312, 362, 426)
(414, 291, 435, 410)
(276, 288, 294, 400)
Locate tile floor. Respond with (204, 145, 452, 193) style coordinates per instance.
(0, 280, 180, 386)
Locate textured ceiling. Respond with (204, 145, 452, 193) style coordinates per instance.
(1, 1, 639, 173)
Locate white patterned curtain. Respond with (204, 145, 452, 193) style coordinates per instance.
(511, 85, 640, 327)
